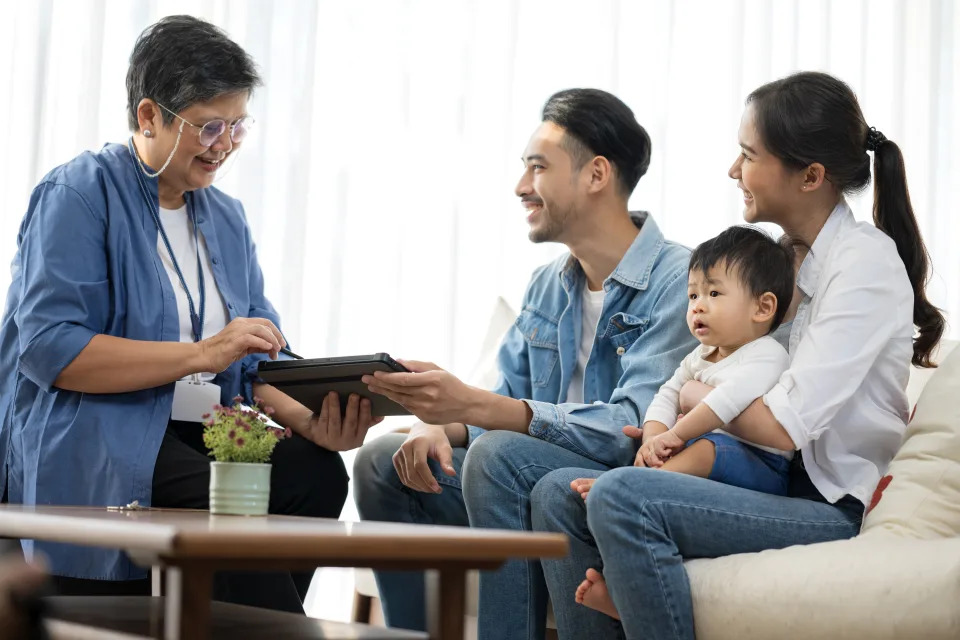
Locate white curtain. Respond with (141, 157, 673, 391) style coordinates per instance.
(2, 0, 958, 621)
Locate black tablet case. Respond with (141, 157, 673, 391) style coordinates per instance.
(258, 354, 412, 417)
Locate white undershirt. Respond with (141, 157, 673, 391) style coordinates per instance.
(566, 284, 606, 404)
(157, 205, 229, 381)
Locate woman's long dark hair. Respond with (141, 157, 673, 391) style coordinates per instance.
(747, 71, 944, 367)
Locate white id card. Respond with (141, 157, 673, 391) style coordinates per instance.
(172, 378, 222, 422)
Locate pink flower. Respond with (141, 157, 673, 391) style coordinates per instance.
(201, 413, 210, 420)
(265, 406, 276, 416)
(228, 430, 236, 440)
(236, 438, 245, 447)
(284, 427, 292, 439)
(243, 423, 251, 432)
(213, 404, 222, 411)
(232, 395, 244, 404)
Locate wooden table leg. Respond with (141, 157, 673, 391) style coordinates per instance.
(163, 565, 213, 640)
(426, 567, 467, 640)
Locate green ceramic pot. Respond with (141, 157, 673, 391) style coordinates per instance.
(209, 462, 271, 516)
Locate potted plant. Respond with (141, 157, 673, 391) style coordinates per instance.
(203, 395, 290, 516)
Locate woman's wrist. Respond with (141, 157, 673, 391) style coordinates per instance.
(251, 382, 313, 437)
(188, 340, 211, 374)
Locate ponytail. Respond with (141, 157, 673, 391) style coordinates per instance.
(872, 138, 945, 367)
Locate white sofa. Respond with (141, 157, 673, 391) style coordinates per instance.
(355, 301, 960, 639)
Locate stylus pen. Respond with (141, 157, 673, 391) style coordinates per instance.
(280, 346, 304, 360)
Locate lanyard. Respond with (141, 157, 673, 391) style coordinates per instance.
(128, 139, 206, 342)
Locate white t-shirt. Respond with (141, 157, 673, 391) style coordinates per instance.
(566, 284, 606, 404)
(157, 205, 229, 380)
(644, 335, 792, 457)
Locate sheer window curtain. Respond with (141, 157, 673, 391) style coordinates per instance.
(1, 0, 957, 621)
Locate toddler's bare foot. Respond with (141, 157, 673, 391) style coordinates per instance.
(574, 568, 620, 620)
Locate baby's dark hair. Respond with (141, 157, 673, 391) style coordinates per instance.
(689, 226, 795, 332)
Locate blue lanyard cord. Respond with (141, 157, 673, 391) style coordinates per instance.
(128, 139, 206, 342)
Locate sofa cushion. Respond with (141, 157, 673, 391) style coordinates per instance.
(860, 341, 960, 538)
(687, 536, 960, 639)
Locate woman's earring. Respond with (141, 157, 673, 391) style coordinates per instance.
(143, 130, 152, 137)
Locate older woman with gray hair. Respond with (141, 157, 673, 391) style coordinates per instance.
(0, 15, 379, 612)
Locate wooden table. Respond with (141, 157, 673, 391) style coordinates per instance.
(0, 506, 567, 640)
(45, 596, 428, 640)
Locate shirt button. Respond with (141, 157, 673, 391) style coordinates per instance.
(212, 257, 219, 265)
(227, 303, 233, 310)
(616, 346, 626, 356)
(197, 217, 205, 223)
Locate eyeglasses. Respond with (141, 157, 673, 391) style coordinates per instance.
(155, 101, 254, 147)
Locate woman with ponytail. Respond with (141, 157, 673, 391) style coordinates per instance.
(533, 71, 944, 640)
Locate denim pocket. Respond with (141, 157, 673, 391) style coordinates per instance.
(602, 312, 649, 349)
(516, 306, 560, 388)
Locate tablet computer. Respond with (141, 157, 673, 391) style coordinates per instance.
(257, 353, 412, 417)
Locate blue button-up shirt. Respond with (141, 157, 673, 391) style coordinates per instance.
(468, 212, 697, 467)
(0, 143, 282, 579)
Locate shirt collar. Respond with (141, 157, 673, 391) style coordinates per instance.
(795, 200, 854, 297)
(561, 211, 665, 292)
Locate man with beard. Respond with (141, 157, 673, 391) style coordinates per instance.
(354, 88, 695, 639)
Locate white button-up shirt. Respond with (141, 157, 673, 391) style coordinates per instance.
(763, 201, 914, 504)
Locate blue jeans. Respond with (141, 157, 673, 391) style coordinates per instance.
(353, 431, 609, 639)
(531, 465, 863, 640)
(692, 432, 790, 495)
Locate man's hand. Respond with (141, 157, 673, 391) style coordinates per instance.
(570, 477, 597, 500)
(622, 425, 649, 467)
(363, 360, 479, 426)
(197, 317, 285, 372)
(679, 380, 712, 414)
(299, 392, 383, 451)
(392, 422, 457, 493)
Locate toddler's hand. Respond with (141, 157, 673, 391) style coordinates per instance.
(637, 430, 687, 467)
(650, 430, 686, 460)
(637, 439, 666, 468)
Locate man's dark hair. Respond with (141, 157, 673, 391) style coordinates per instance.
(541, 89, 651, 197)
(689, 226, 795, 333)
(126, 15, 262, 131)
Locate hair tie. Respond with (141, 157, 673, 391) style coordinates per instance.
(865, 126, 887, 152)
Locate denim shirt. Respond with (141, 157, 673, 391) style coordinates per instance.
(468, 213, 696, 467)
(0, 143, 283, 580)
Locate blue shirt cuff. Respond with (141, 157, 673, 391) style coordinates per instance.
(465, 424, 487, 447)
(19, 325, 97, 392)
(524, 399, 565, 441)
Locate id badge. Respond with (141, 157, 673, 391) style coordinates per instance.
(172, 378, 222, 422)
